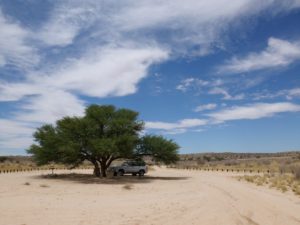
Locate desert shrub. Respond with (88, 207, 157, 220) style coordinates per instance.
(0, 156, 8, 163)
(24, 182, 30, 185)
(279, 185, 288, 192)
(292, 184, 300, 195)
(215, 156, 224, 161)
(123, 184, 133, 190)
(293, 165, 300, 180)
(196, 158, 205, 165)
(279, 163, 288, 173)
(40, 184, 49, 188)
(260, 159, 271, 166)
(244, 175, 256, 183)
(203, 156, 211, 162)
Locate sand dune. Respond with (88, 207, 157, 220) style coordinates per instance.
(0, 167, 300, 225)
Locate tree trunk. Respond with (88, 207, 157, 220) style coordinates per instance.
(93, 162, 101, 177)
(100, 161, 107, 177)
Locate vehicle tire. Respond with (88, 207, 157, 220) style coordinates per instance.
(138, 170, 145, 176)
(118, 170, 124, 176)
(132, 173, 137, 176)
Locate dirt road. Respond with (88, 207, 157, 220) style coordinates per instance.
(0, 167, 299, 225)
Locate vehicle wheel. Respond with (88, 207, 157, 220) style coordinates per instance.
(132, 173, 137, 176)
(118, 170, 124, 176)
(138, 170, 145, 176)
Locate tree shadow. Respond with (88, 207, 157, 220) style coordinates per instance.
(36, 173, 189, 185)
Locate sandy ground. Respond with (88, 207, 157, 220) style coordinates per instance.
(0, 167, 300, 225)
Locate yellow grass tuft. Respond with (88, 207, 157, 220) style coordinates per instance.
(239, 173, 300, 196)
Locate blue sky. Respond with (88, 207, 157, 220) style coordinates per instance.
(0, 0, 300, 155)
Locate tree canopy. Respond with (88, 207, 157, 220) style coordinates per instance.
(28, 104, 179, 177)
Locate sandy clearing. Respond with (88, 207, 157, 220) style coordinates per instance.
(0, 167, 300, 225)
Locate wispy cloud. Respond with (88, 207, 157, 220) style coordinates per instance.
(176, 78, 210, 92)
(0, 45, 168, 100)
(15, 91, 85, 124)
(194, 104, 217, 112)
(147, 102, 300, 134)
(146, 119, 208, 134)
(219, 37, 300, 73)
(209, 102, 300, 122)
(0, 119, 34, 150)
(208, 87, 245, 100)
(36, 2, 99, 47)
(0, 10, 38, 69)
(253, 88, 300, 100)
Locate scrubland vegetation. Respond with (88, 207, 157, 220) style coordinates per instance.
(238, 172, 300, 195)
(0, 156, 92, 172)
(173, 151, 300, 196)
(174, 152, 300, 172)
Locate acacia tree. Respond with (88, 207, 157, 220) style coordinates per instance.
(28, 105, 179, 177)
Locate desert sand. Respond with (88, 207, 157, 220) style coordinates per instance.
(0, 167, 300, 225)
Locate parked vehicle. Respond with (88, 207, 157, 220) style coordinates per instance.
(108, 160, 148, 176)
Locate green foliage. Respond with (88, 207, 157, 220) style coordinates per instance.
(28, 104, 179, 176)
(137, 135, 179, 164)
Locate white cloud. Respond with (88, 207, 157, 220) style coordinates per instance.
(106, 0, 300, 55)
(176, 78, 212, 92)
(287, 88, 300, 99)
(146, 118, 208, 133)
(209, 102, 300, 122)
(147, 102, 300, 134)
(0, 45, 168, 101)
(0, 82, 42, 102)
(0, 10, 38, 68)
(208, 87, 245, 100)
(37, 2, 99, 47)
(0, 119, 34, 150)
(194, 104, 217, 112)
(16, 90, 85, 124)
(253, 88, 300, 100)
(219, 37, 300, 73)
(176, 78, 196, 92)
(35, 0, 300, 53)
(48, 46, 169, 97)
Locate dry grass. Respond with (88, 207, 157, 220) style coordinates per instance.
(23, 182, 30, 186)
(0, 156, 94, 172)
(148, 165, 156, 171)
(238, 173, 300, 196)
(293, 165, 300, 180)
(174, 152, 300, 175)
(39, 184, 50, 188)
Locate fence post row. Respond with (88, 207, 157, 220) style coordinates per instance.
(169, 166, 296, 175)
(0, 166, 96, 174)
